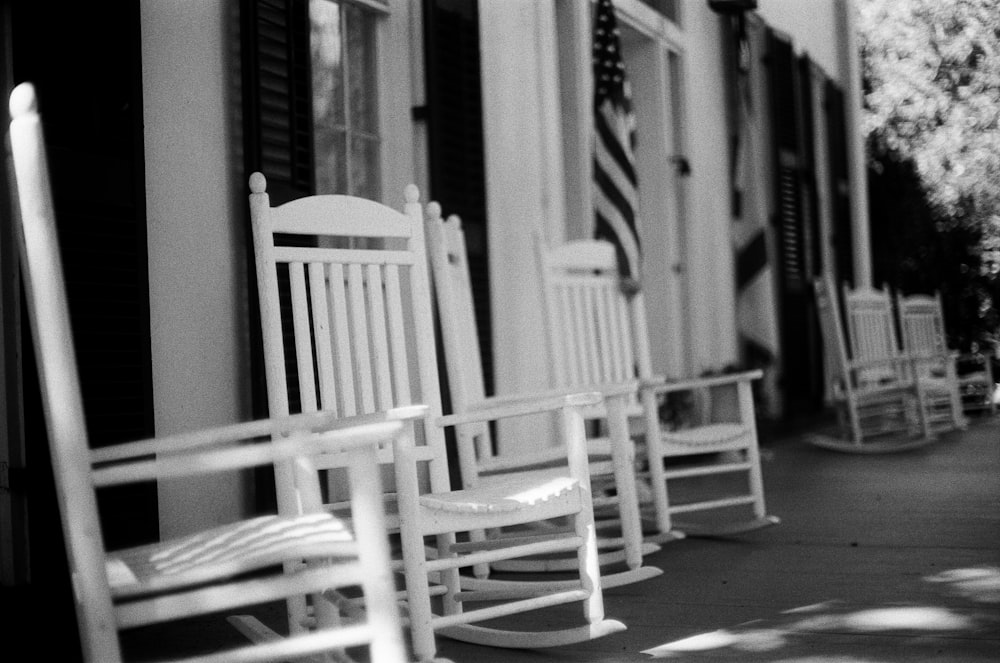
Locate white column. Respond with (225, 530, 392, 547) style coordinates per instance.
(837, 0, 872, 286)
(479, 0, 566, 454)
(141, 0, 245, 538)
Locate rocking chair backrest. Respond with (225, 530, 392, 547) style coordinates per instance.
(424, 207, 494, 471)
(9, 82, 118, 656)
(897, 291, 949, 362)
(534, 238, 653, 396)
(250, 174, 451, 496)
(842, 282, 902, 385)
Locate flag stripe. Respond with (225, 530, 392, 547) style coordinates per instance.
(592, 0, 641, 287)
(595, 103, 637, 187)
(736, 229, 768, 290)
(594, 159, 637, 231)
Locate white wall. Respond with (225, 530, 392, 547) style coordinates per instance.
(680, 3, 741, 372)
(141, 0, 246, 539)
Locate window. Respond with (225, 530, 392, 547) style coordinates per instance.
(310, 0, 381, 198)
(241, 0, 386, 204)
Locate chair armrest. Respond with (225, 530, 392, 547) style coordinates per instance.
(463, 381, 637, 413)
(436, 391, 603, 428)
(639, 369, 763, 395)
(91, 407, 425, 465)
(91, 417, 408, 487)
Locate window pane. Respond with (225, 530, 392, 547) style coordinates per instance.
(311, 0, 345, 127)
(310, 0, 381, 196)
(638, 0, 679, 23)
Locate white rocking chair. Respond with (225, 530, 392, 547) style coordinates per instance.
(897, 290, 995, 422)
(9, 82, 408, 663)
(536, 238, 778, 538)
(249, 174, 626, 662)
(424, 205, 662, 587)
(808, 273, 934, 453)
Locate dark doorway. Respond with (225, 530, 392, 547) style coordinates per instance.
(2, 2, 153, 658)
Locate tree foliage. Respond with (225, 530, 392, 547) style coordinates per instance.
(860, 0, 1000, 350)
(860, 0, 1000, 223)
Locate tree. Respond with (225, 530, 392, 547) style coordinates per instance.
(860, 0, 1000, 350)
(861, 0, 1000, 224)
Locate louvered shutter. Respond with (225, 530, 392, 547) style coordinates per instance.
(241, 0, 314, 206)
(797, 55, 822, 278)
(241, 0, 315, 428)
(768, 29, 823, 412)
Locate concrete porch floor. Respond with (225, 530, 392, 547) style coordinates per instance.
(112, 413, 1000, 662)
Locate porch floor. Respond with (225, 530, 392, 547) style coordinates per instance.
(122, 412, 1000, 661)
(431, 413, 1000, 663)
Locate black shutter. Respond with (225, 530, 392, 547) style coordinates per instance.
(11, 1, 156, 551)
(768, 29, 823, 413)
(797, 55, 822, 278)
(768, 30, 805, 293)
(241, 0, 314, 206)
(424, 0, 492, 396)
(241, 0, 316, 511)
(4, 3, 153, 655)
(825, 80, 853, 286)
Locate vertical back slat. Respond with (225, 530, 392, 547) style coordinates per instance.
(570, 283, 590, 385)
(347, 263, 376, 414)
(366, 264, 394, 410)
(383, 264, 412, 406)
(328, 263, 357, 416)
(289, 262, 318, 413)
(616, 293, 635, 380)
(593, 279, 614, 383)
(556, 282, 577, 386)
(309, 262, 338, 416)
(602, 281, 627, 382)
(581, 282, 601, 384)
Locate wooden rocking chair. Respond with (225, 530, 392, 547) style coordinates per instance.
(897, 290, 995, 422)
(424, 206, 661, 588)
(808, 273, 934, 453)
(894, 290, 970, 431)
(249, 174, 626, 662)
(536, 238, 778, 539)
(9, 82, 408, 663)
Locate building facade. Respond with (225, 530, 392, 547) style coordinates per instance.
(0, 0, 868, 595)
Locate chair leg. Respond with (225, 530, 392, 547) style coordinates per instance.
(641, 391, 673, 537)
(605, 395, 644, 571)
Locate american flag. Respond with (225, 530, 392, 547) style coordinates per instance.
(593, 0, 641, 293)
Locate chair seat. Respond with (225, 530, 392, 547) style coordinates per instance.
(420, 473, 579, 514)
(919, 375, 956, 395)
(660, 423, 750, 450)
(108, 512, 357, 598)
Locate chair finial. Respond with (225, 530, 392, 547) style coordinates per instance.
(9, 82, 38, 118)
(404, 184, 420, 204)
(249, 172, 267, 194)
